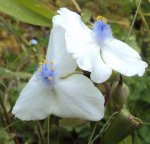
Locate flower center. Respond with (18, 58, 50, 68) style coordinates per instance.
(93, 16, 113, 42)
(36, 59, 56, 86)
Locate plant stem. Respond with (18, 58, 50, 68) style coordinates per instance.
(4, 120, 20, 130)
(143, 122, 150, 126)
(91, 112, 118, 144)
(88, 123, 98, 144)
(71, 0, 81, 13)
(0, 94, 20, 144)
(103, 82, 110, 105)
(126, 0, 142, 42)
(37, 121, 44, 144)
(135, 0, 150, 34)
(102, 82, 110, 105)
(47, 116, 50, 144)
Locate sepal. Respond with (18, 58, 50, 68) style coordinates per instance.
(100, 108, 142, 144)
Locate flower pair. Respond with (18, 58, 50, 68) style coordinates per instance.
(12, 8, 147, 121)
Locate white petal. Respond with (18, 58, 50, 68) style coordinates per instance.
(65, 29, 94, 57)
(67, 38, 98, 71)
(12, 74, 55, 120)
(53, 7, 91, 42)
(53, 8, 90, 32)
(53, 8, 94, 71)
(53, 74, 105, 121)
(101, 39, 148, 76)
(90, 49, 112, 83)
(46, 26, 77, 76)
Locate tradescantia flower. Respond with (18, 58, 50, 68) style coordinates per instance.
(53, 8, 148, 83)
(12, 25, 105, 121)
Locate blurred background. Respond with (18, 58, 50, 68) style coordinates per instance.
(0, 0, 149, 144)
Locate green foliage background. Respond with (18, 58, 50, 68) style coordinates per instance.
(0, 0, 149, 144)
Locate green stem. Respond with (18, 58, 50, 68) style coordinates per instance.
(59, 71, 83, 79)
(0, 94, 20, 144)
(4, 120, 20, 130)
(91, 112, 118, 144)
(126, 0, 142, 42)
(143, 122, 150, 126)
(88, 123, 98, 144)
(71, 0, 81, 13)
(36, 121, 44, 144)
(48, 116, 50, 144)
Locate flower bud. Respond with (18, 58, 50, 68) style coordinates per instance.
(100, 108, 142, 144)
(107, 79, 130, 113)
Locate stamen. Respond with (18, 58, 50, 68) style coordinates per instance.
(50, 66, 54, 71)
(93, 16, 112, 42)
(50, 60, 53, 64)
(39, 66, 42, 71)
(96, 15, 107, 23)
(43, 59, 46, 64)
(39, 62, 43, 65)
(39, 56, 43, 63)
(36, 59, 56, 86)
(96, 16, 102, 21)
(49, 76, 53, 81)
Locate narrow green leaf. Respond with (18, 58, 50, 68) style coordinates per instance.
(0, 0, 55, 26)
(16, 0, 56, 20)
(119, 135, 132, 144)
(0, 67, 32, 79)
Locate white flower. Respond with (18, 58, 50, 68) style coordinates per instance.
(53, 8, 148, 83)
(12, 25, 104, 121)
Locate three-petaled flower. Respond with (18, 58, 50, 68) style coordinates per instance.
(53, 8, 148, 83)
(12, 24, 104, 121)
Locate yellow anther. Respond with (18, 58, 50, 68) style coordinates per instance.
(50, 66, 54, 71)
(39, 62, 43, 65)
(50, 60, 53, 64)
(96, 16, 102, 21)
(43, 59, 46, 64)
(96, 15, 107, 23)
(38, 56, 43, 63)
(49, 76, 53, 81)
(102, 17, 107, 23)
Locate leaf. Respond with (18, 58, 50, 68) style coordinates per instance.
(81, 9, 92, 23)
(59, 118, 87, 130)
(16, 0, 55, 20)
(0, 128, 15, 144)
(132, 132, 143, 144)
(100, 109, 142, 144)
(119, 135, 132, 144)
(0, 0, 55, 26)
(0, 67, 32, 79)
(139, 126, 150, 143)
(140, 91, 150, 103)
